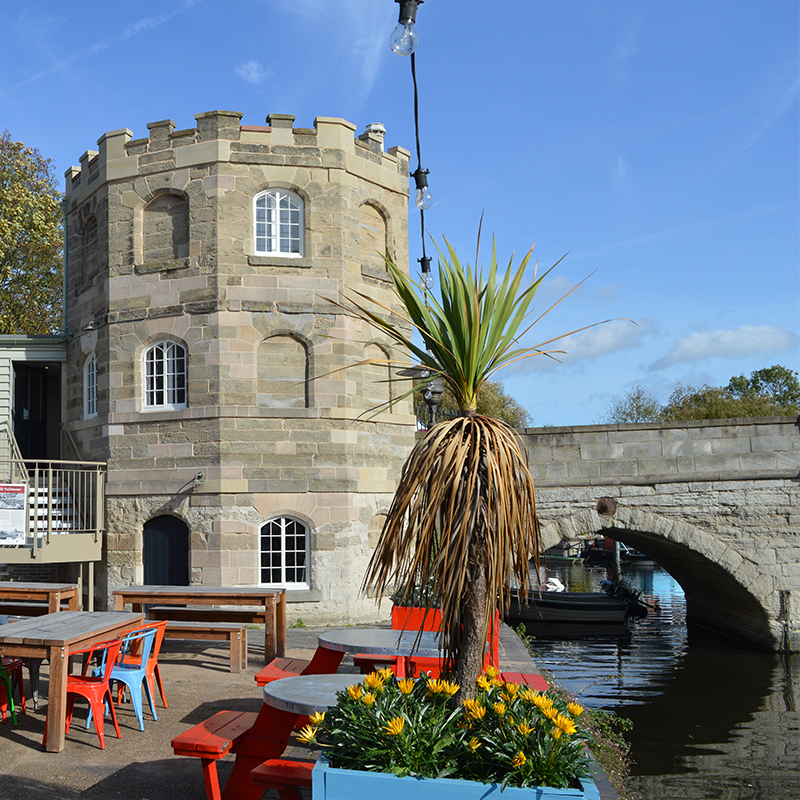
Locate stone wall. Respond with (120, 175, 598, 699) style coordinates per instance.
(62, 111, 416, 622)
(522, 417, 800, 650)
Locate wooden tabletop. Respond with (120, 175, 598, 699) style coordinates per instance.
(0, 611, 144, 648)
(113, 585, 285, 600)
(0, 581, 79, 594)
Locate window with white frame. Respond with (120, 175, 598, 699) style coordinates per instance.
(144, 340, 187, 409)
(84, 354, 97, 419)
(254, 189, 303, 256)
(259, 517, 309, 588)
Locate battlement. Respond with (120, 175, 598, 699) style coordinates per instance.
(65, 111, 410, 208)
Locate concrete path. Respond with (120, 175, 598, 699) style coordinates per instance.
(0, 621, 617, 799)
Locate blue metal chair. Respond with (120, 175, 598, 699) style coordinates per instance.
(88, 627, 157, 731)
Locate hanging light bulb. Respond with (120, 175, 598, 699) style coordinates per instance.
(419, 255, 434, 288)
(390, 0, 423, 56)
(413, 167, 433, 210)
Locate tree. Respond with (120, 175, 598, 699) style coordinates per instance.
(727, 365, 800, 408)
(417, 378, 532, 428)
(601, 385, 662, 423)
(337, 237, 592, 698)
(0, 130, 63, 334)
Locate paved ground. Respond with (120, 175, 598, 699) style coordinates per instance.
(0, 621, 617, 799)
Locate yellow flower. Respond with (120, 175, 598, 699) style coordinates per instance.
(347, 684, 363, 701)
(568, 702, 584, 718)
(511, 751, 527, 768)
(477, 675, 492, 691)
(551, 727, 563, 740)
(397, 678, 415, 695)
(362, 692, 377, 706)
(533, 693, 553, 711)
(503, 682, 519, 697)
(542, 706, 558, 721)
(440, 680, 460, 697)
(467, 736, 481, 752)
(378, 667, 394, 681)
(555, 713, 577, 735)
(517, 721, 533, 735)
(427, 678, 446, 695)
(309, 711, 325, 726)
(364, 672, 385, 690)
(383, 716, 405, 736)
(296, 725, 317, 744)
(519, 688, 538, 703)
(484, 665, 500, 679)
(493, 701, 507, 717)
(463, 698, 487, 720)
(491, 678, 504, 688)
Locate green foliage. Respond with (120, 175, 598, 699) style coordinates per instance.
(300, 668, 593, 789)
(419, 378, 532, 428)
(601, 366, 799, 423)
(289, 618, 307, 629)
(601, 385, 662, 423)
(0, 130, 63, 334)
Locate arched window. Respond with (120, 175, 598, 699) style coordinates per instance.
(144, 341, 187, 409)
(259, 517, 309, 589)
(254, 189, 303, 256)
(84, 354, 97, 419)
(143, 193, 189, 263)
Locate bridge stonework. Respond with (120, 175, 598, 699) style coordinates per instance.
(522, 416, 800, 652)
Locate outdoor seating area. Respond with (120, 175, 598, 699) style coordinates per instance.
(0, 581, 572, 800)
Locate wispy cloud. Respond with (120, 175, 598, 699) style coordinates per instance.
(0, 41, 109, 98)
(123, 0, 205, 39)
(235, 60, 271, 85)
(512, 318, 657, 374)
(650, 325, 799, 370)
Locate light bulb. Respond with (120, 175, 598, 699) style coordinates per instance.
(390, 21, 418, 56)
(421, 271, 434, 289)
(416, 184, 434, 210)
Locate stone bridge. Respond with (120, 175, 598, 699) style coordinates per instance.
(521, 416, 800, 651)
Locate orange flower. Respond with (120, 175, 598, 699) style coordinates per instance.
(511, 751, 527, 768)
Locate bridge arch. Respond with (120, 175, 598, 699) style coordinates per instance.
(540, 507, 783, 651)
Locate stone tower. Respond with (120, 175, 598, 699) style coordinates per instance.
(62, 110, 415, 622)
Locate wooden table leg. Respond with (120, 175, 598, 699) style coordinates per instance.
(263, 601, 275, 665)
(44, 644, 68, 752)
(66, 590, 79, 611)
(48, 592, 60, 614)
(114, 595, 124, 611)
(275, 593, 286, 658)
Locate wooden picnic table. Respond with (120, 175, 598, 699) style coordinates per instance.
(0, 611, 144, 751)
(112, 585, 286, 663)
(0, 581, 80, 614)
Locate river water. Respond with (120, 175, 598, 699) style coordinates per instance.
(520, 558, 800, 800)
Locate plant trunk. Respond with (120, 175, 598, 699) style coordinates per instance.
(455, 543, 488, 701)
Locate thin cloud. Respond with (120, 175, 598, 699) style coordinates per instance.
(235, 60, 270, 85)
(651, 325, 799, 370)
(512, 318, 657, 374)
(123, 0, 204, 39)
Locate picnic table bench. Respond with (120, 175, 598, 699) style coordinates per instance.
(155, 619, 248, 673)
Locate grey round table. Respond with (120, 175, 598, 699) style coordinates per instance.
(318, 627, 443, 677)
(262, 673, 360, 715)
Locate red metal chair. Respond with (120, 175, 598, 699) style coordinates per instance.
(43, 637, 123, 750)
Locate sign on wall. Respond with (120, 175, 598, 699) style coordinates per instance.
(0, 484, 27, 545)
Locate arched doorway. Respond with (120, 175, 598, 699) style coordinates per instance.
(143, 515, 189, 585)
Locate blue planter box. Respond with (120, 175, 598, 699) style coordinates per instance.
(312, 753, 600, 800)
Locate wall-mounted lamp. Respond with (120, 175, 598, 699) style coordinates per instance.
(192, 472, 204, 490)
(390, 0, 424, 56)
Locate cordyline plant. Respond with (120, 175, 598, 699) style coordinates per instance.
(330, 233, 603, 698)
(298, 667, 592, 790)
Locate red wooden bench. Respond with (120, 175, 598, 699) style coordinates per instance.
(253, 647, 343, 687)
(499, 671, 550, 691)
(171, 710, 258, 800)
(250, 758, 314, 800)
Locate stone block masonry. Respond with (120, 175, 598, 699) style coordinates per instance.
(62, 111, 416, 625)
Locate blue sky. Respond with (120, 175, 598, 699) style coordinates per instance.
(2, 1, 797, 426)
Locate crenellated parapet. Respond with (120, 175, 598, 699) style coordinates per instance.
(65, 110, 410, 209)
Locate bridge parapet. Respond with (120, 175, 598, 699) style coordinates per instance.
(522, 416, 800, 652)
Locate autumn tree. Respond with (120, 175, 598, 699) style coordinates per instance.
(417, 378, 532, 428)
(601, 384, 662, 423)
(0, 130, 63, 334)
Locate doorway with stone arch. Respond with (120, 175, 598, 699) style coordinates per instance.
(143, 515, 190, 585)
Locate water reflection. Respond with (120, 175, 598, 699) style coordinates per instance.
(522, 560, 800, 800)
